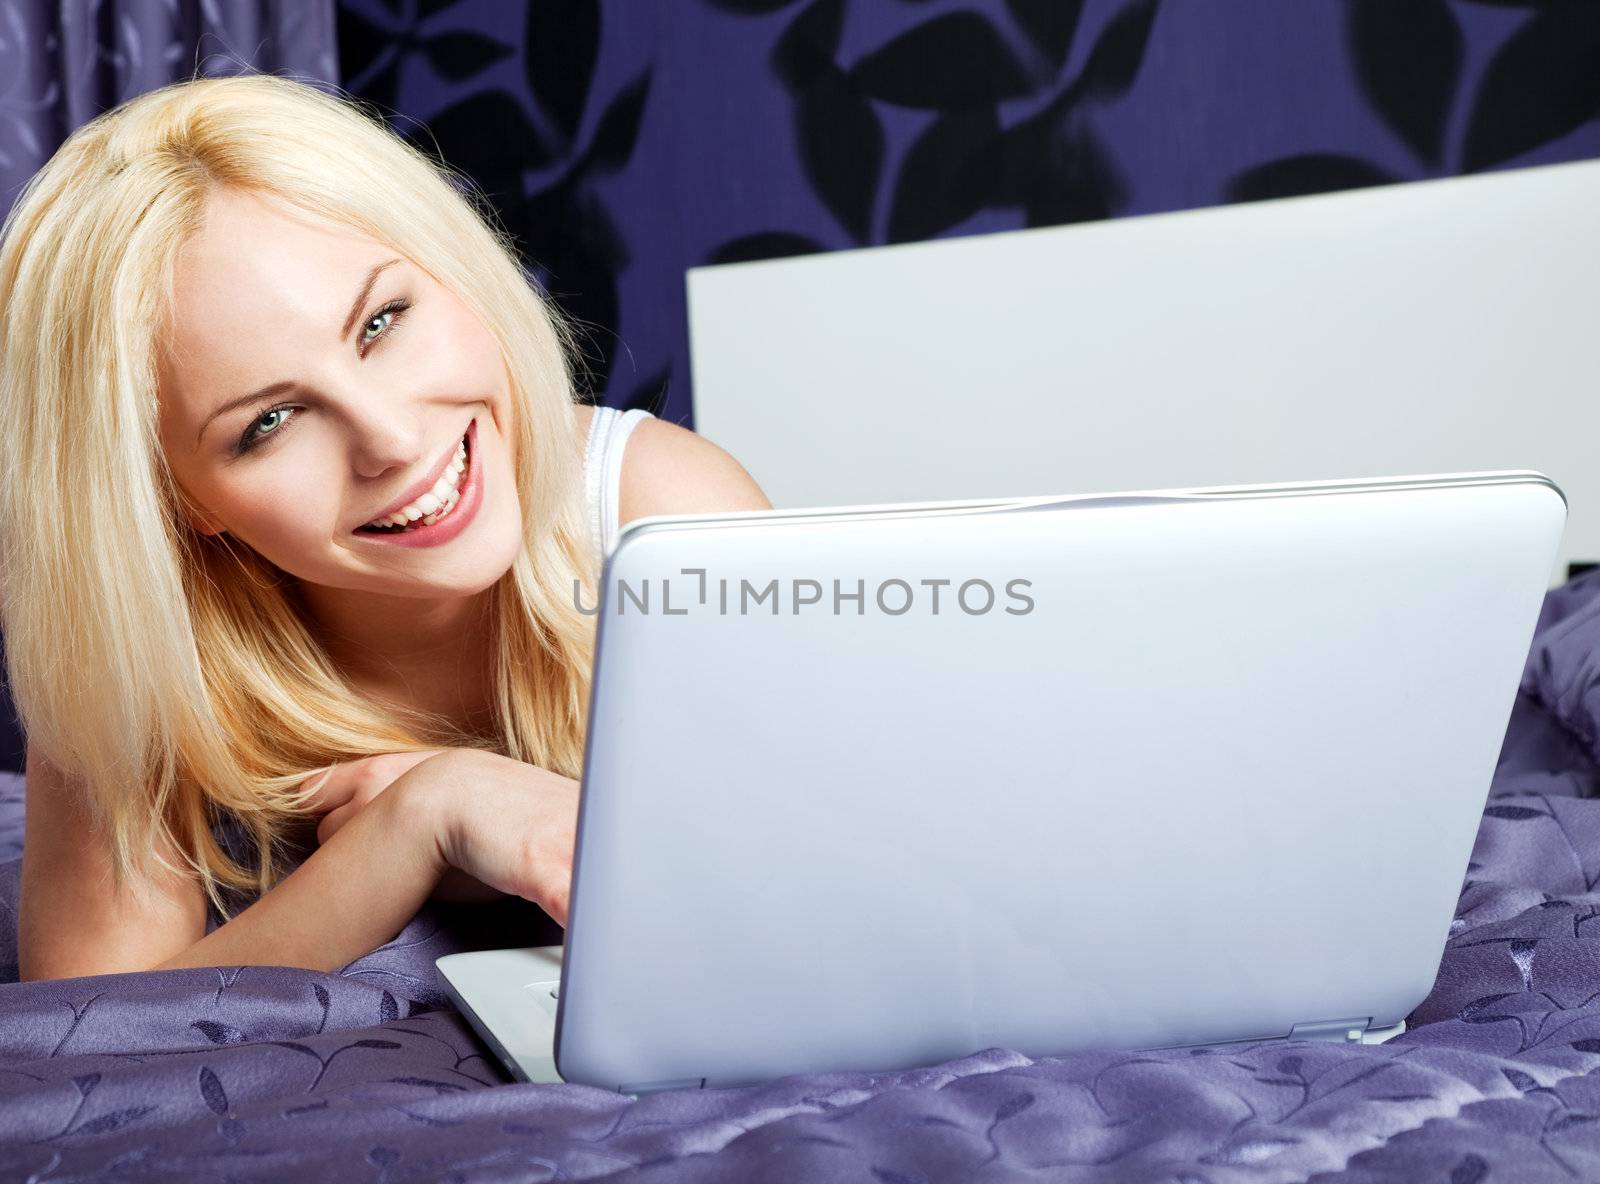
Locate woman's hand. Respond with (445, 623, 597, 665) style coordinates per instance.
(301, 749, 450, 846)
(302, 749, 506, 903)
(427, 750, 582, 926)
(307, 749, 581, 924)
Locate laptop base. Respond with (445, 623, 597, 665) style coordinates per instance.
(437, 946, 1409, 1093)
(438, 946, 564, 1085)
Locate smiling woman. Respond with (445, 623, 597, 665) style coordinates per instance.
(0, 73, 768, 980)
(155, 185, 535, 636)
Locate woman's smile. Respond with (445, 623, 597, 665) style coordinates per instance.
(352, 416, 483, 548)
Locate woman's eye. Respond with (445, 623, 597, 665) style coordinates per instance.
(359, 299, 410, 353)
(361, 311, 391, 343)
(235, 405, 295, 455)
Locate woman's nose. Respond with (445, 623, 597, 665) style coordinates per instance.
(345, 408, 426, 480)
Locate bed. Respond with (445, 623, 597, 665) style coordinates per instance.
(6, 573, 1600, 1181)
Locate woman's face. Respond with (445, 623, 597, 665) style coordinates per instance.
(156, 187, 525, 600)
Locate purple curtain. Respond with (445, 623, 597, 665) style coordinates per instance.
(0, 0, 337, 220)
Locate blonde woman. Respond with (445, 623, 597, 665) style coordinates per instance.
(0, 73, 770, 982)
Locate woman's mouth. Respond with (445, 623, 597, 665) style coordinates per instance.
(353, 418, 484, 548)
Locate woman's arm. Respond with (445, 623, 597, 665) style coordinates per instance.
(21, 747, 575, 980)
(19, 743, 211, 979)
(19, 745, 450, 979)
(152, 778, 448, 974)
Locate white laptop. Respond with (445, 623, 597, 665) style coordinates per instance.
(438, 470, 1566, 1094)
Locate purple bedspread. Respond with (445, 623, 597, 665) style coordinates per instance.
(10, 577, 1600, 1181)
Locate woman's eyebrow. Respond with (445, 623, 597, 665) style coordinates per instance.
(196, 257, 405, 445)
(340, 257, 403, 339)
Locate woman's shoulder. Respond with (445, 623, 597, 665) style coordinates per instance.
(615, 413, 771, 527)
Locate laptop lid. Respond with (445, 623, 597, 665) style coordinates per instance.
(554, 472, 1565, 1091)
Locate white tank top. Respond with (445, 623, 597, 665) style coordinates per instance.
(582, 405, 654, 557)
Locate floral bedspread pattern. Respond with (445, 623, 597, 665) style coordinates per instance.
(8, 574, 1600, 1180)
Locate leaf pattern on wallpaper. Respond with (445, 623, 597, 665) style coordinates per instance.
(338, 1, 484, 113)
(851, 13, 1038, 107)
(1462, 4, 1600, 173)
(772, 0, 885, 244)
(1064, 0, 1160, 104)
(705, 232, 828, 265)
(340, 1, 651, 402)
(525, 0, 600, 147)
(585, 71, 653, 174)
(706, 0, 803, 13)
(1345, 0, 1462, 168)
(766, 0, 1157, 248)
(888, 107, 1002, 242)
(770, 0, 842, 90)
(1005, 0, 1086, 72)
(993, 99, 1130, 228)
(423, 29, 514, 84)
(421, 88, 554, 198)
(337, 5, 393, 102)
(1224, 153, 1397, 203)
(1233, 0, 1600, 201)
(521, 180, 631, 401)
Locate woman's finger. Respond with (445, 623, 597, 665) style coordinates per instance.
(299, 764, 348, 814)
(300, 750, 446, 817)
(310, 749, 454, 842)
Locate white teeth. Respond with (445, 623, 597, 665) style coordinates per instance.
(362, 431, 471, 531)
(386, 490, 458, 531)
(422, 490, 462, 527)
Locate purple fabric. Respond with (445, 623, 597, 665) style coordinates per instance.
(0, 1, 337, 226)
(9, 577, 1600, 1179)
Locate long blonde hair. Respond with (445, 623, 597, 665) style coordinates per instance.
(0, 72, 600, 916)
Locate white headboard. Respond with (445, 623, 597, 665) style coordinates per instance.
(688, 158, 1600, 583)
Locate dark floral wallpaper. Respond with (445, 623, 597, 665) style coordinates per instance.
(335, 0, 1600, 428)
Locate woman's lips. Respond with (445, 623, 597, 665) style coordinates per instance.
(356, 423, 472, 530)
(353, 418, 484, 549)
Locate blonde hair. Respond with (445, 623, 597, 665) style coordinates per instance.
(0, 72, 600, 915)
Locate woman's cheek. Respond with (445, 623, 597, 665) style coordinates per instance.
(429, 298, 503, 392)
(232, 475, 331, 547)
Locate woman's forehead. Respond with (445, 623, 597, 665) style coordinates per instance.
(175, 190, 387, 304)
(170, 194, 400, 343)
(160, 191, 403, 419)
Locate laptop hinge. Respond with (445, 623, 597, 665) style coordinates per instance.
(618, 1077, 706, 1095)
(1289, 1017, 1371, 1043)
